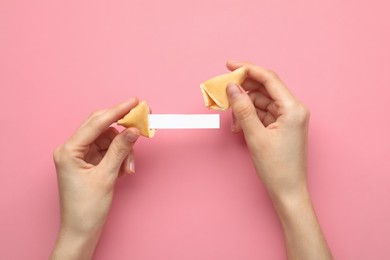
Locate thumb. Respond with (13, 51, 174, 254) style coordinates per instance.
(98, 128, 139, 175)
(226, 83, 264, 136)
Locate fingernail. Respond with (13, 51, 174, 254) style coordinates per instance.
(128, 97, 138, 103)
(226, 83, 241, 99)
(231, 120, 234, 131)
(129, 160, 135, 174)
(231, 113, 236, 131)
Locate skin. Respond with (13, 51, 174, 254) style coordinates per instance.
(51, 61, 332, 260)
(226, 61, 332, 260)
(51, 98, 140, 259)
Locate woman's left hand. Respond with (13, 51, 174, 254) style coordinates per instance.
(51, 98, 140, 260)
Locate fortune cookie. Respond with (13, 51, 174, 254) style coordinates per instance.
(200, 67, 248, 110)
(117, 101, 155, 138)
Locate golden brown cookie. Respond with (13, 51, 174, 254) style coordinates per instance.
(117, 101, 155, 138)
(200, 67, 248, 110)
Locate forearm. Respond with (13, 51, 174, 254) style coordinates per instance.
(51, 227, 102, 260)
(271, 187, 332, 260)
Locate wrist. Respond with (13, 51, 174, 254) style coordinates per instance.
(51, 226, 102, 260)
(268, 183, 313, 216)
(266, 183, 333, 260)
(60, 224, 101, 241)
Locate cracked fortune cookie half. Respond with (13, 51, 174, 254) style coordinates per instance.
(200, 67, 248, 110)
(117, 101, 155, 138)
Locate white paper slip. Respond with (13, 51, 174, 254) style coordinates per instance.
(148, 114, 220, 129)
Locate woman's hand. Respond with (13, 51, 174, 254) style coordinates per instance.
(51, 98, 140, 260)
(226, 61, 309, 201)
(226, 61, 332, 260)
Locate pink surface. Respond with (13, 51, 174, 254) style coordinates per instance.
(1, 0, 390, 259)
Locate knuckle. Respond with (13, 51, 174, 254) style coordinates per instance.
(53, 144, 71, 164)
(88, 113, 105, 128)
(88, 110, 100, 119)
(302, 105, 310, 119)
(87, 110, 106, 123)
(267, 69, 280, 81)
(53, 145, 62, 164)
(297, 103, 310, 119)
(111, 141, 128, 160)
(289, 103, 310, 124)
(283, 100, 296, 111)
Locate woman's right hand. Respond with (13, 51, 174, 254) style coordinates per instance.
(226, 61, 332, 260)
(226, 61, 310, 202)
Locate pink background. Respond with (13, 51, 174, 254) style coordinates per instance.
(1, 0, 390, 259)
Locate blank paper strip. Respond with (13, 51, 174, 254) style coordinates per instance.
(148, 114, 220, 129)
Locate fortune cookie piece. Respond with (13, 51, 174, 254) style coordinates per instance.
(117, 101, 155, 138)
(200, 67, 248, 110)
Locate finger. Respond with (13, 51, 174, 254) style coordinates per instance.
(226, 62, 267, 93)
(226, 61, 295, 103)
(94, 127, 119, 151)
(128, 150, 136, 174)
(242, 79, 271, 99)
(248, 91, 272, 111)
(256, 109, 277, 127)
(231, 111, 242, 133)
(98, 128, 139, 175)
(120, 149, 135, 175)
(248, 92, 280, 119)
(226, 83, 264, 137)
(69, 98, 139, 146)
(238, 77, 263, 91)
(232, 91, 274, 132)
(228, 71, 272, 99)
